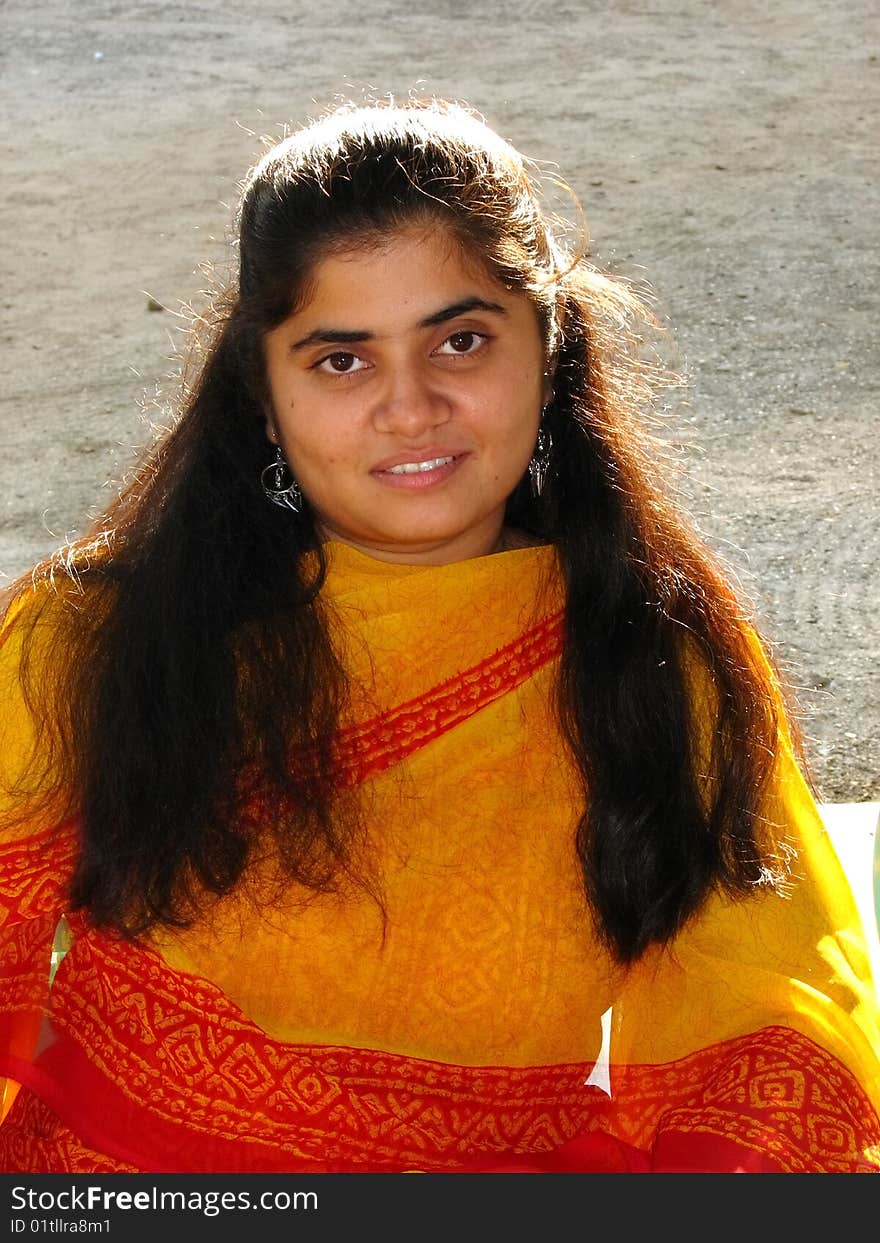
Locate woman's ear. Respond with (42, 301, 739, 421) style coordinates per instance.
(263, 410, 279, 445)
(542, 365, 556, 409)
(543, 315, 561, 407)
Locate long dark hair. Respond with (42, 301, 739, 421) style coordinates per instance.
(1, 98, 799, 962)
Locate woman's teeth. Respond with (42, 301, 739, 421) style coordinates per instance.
(386, 456, 454, 475)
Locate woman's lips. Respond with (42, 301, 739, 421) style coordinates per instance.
(370, 452, 468, 489)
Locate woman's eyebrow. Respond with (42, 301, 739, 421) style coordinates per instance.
(291, 327, 371, 350)
(418, 297, 507, 328)
(289, 297, 507, 351)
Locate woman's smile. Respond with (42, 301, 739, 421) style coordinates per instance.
(370, 449, 469, 487)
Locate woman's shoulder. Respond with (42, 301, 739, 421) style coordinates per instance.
(0, 571, 97, 844)
(0, 569, 97, 683)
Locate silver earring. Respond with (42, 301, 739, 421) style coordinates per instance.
(261, 446, 302, 512)
(528, 411, 553, 499)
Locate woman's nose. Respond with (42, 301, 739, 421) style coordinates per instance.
(371, 365, 451, 437)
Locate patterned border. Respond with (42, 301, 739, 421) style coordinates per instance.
(0, 825, 76, 929)
(291, 609, 565, 789)
(1, 929, 873, 1174)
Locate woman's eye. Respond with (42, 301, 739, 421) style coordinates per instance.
(436, 331, 487, 357)
(316, 352, 366, 374)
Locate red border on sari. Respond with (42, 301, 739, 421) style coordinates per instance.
(2, 928, 878, 1173)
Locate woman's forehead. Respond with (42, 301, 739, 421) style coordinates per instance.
(291, 227, 523, 327)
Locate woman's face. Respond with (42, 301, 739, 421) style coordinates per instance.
(263, 225, 549, 566)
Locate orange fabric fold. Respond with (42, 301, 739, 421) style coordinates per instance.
(1, 543, 879, 1172)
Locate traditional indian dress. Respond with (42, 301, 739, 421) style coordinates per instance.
(1, 542, 878, 1172)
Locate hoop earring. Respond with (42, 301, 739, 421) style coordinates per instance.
(528, 410, 553, 499)
(261, 446, 302, 513)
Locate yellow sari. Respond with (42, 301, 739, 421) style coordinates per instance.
(1, 542, 878, 1171)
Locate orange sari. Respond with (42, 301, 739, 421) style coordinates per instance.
(1, 542, 878, 1172)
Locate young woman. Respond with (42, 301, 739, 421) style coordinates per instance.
(1, 98, 878, 1173)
